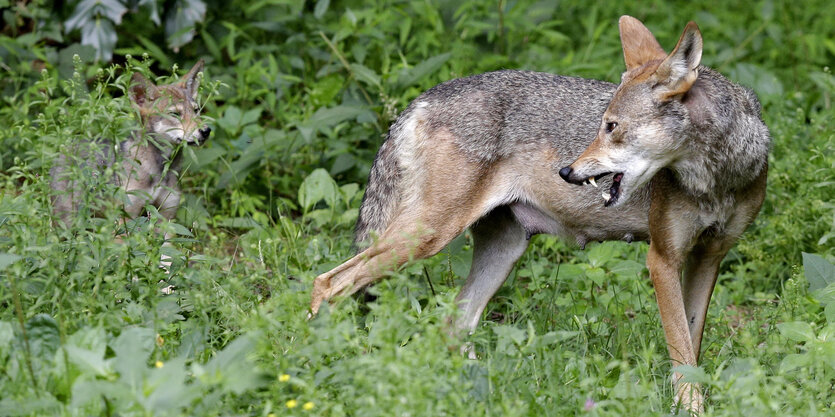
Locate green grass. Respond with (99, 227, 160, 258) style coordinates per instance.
(1, 0, 834, 416)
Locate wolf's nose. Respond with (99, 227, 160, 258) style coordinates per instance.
(559, 167, 573, 182)
(199, 127, 211, 139)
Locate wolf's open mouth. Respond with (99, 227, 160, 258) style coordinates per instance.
(583, 172, 623, 207)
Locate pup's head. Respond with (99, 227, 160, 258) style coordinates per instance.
(129, 60, 211, 146)
(560, 16, 703, 207)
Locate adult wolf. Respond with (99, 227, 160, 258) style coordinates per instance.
(51, 60, 211, 259)
(311, 16, 770, 413)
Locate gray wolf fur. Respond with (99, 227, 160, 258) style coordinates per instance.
(311, 16, 770, 413)
(50, 60, 211, 236)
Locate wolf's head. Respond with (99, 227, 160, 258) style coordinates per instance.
(560, 16, 703, 207)
(129, 60, 211, 146)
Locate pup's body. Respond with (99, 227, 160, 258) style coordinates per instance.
(311, 17, 770, 413)
(51, 61, 211, 235)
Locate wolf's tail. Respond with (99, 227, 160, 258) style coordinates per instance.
(353, 135, 401, 251)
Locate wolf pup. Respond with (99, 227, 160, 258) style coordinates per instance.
(51, 60, 211, 252)
(311, 16, 769, 413)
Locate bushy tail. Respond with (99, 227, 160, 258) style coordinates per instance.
(353, 137, 401, 251)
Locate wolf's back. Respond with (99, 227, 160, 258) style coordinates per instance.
(352, 70, 616, 250)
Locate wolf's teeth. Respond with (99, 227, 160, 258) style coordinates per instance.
(589, 177, 598, 187)
(602, 191, 611, 202)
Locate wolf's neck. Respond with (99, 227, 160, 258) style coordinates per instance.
(670, 69, 770, 204)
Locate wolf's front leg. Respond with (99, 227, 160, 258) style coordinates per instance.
(647, 243, 703, 414)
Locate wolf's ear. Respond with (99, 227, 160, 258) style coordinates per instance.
(619, 16, 666, 71)
(653, 22, 702, 101)
(129, 73, 154, 107)
(179, 59, 204, 101)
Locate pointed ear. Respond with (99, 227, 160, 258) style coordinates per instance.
(179, 59, 204, 101)
(619, 16, 667, 71)
(129, 72, 155, 107)
(653, 21, 703, 100)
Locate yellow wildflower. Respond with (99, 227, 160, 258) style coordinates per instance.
(286, 400, 298, 409)
(279, 374, 290, 382)
(303, 402, 314, 411)
(154, 361, 164, 368)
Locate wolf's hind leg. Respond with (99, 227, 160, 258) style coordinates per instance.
(310, 212, 468, 314)
(454, 206, 529, 334)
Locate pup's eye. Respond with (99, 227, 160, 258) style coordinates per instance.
(605, 122, 618, 134)
(169, 110, 181, 118)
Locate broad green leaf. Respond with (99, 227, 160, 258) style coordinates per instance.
(138, 0, 161, 25)
(0, 253, 21, 270)
(494, 325, 526, 354)
(81, 17, 117, 61)
(826, 302, 835, 325)
(26, 314, 61, 360)
(298, 168, 339, 211)
(65, 345, 110, 376)
(779, 353, 808, 373)
(587, 242, 617, 267)
(240, 107, 263, 126)
(67, 326, 107, 358)
(397, 52, 451, 88)
(111, 327, 155, 388)
(201, 335, 264, 394)
(0, 322, 13, 353)
(803, 252, 835, 291)
(167, 221, 194, 237)
(673, 365, 710, 384)
(314, 0, 330, 19)
(70, 379, 133, 409)
(306, 105, 367, 128)
(96, 0, 128, 24)
(350, 63, 381, 88)
(146, 357, 198, 409)
(165, 0, 207, 50)
(65, 0, 98, 32)
(777, 321, 816, 343)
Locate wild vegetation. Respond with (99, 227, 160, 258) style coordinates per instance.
(0, 0, 833, 415)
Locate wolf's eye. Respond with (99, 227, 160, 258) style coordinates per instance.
(169, 110, 181, 118)
(605, 122, 618, 134)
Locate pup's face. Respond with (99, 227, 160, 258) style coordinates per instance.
(559, 16, 703, 207)
(129, 60, 211, 146)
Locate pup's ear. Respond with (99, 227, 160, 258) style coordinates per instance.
(653, 21, 702, 101)
(129, 72, 154, 107)
(179, 59, 204, 101)
(619, 15, 667, 71)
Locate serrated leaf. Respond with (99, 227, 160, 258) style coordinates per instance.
(803, 252, 835, 291)
(777, 321, 816, 342)
(397, 52, 451, 88)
